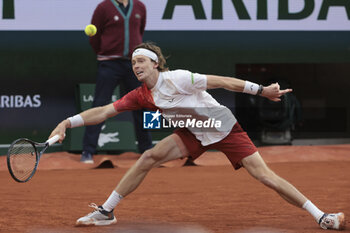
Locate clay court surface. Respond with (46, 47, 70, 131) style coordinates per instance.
(1, 144, 350, 233)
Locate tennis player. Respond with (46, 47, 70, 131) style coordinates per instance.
(49, 42, 345, 230)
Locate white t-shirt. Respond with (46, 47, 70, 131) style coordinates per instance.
(151, 70, 236, 146)
(114, 69, 237, 146)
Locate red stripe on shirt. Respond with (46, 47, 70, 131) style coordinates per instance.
(113, 84, 157, 112)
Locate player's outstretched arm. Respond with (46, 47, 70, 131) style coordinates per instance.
(260, 82, 292, 102)
(206, 75, 245, 92)
(49, 103, 119, 143)
(206, 75, 292, 102)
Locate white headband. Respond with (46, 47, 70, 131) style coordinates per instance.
(132, 48, 158, 62)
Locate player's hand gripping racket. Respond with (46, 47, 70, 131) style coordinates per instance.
(7, 135, 61, 183)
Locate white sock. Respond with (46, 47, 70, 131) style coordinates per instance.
(302, 200, 324, 223)
(102, 191, 123, 212)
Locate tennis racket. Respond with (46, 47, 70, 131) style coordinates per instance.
(7, 134, 61, 183)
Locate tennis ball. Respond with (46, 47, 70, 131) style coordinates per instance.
(84, 24, 97, 37)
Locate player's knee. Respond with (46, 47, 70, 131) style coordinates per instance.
(137, 149, 163, 171)
(136, 150, 154, 171)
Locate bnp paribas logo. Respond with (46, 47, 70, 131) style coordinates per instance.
(2, 0, 15, 19)
(162, 0, 350, 20)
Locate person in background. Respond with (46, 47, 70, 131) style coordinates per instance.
(81, 0, 152, 163)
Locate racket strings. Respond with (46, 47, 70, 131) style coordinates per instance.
(8, 140, 37, 181)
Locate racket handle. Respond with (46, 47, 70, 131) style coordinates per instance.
(46, 134, 60, 146)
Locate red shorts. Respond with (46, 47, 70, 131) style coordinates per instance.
(174, 123, 257, 170)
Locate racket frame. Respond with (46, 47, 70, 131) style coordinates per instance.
(7, 135, 60, 183)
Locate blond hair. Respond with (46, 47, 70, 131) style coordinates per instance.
(134, 42, 168, 72)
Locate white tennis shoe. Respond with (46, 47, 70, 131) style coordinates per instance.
(319, 212, 346, 230)
(76, 203, 117, 226)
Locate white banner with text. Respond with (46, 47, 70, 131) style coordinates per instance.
(1, 0, 349, 31)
